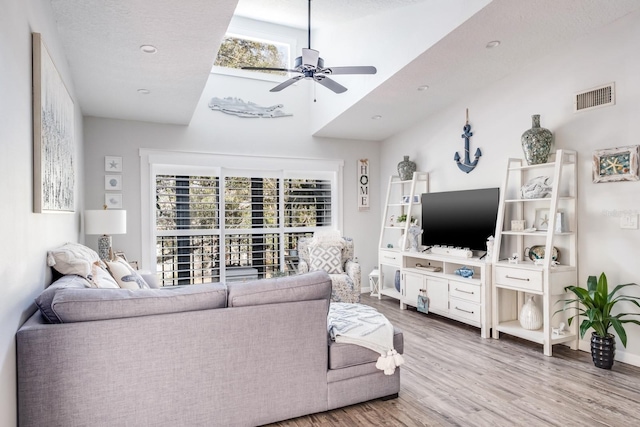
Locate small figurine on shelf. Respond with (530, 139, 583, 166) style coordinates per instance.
(389, 215, 395, 226)
(407, 225, 423, 252)
(508, 253, 519, 264)
(486, 236, 494, 259)
(552, 322, 567, 336)
(521, 176, 552, 199)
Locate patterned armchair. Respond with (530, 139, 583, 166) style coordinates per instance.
(297, 236, 361, 303)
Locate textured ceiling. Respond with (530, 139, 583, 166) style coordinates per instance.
(50, 0, 238, 125)
(234, 0, 429, 29)
(50, 0, 640, 137)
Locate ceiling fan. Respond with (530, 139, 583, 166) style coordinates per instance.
(242, 0, 377, 94)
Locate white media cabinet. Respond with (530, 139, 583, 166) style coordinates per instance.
(378, 249, 491, 338)
(491, 149, 578, 356)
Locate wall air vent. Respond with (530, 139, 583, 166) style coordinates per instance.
(574, 82, 615, 112)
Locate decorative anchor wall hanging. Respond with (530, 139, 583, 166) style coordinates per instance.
(454, 108, 482, 173)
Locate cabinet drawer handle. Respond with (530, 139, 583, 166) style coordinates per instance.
(505, 275, 530, 281)
(455, 306, 474, 314)
(454, 288, 474, 294)
(383, 256, 397, 260)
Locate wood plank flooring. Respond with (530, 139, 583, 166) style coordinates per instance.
(269, 294, 640, 427)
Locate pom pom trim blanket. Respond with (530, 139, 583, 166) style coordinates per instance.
(327, 302, 404, 375)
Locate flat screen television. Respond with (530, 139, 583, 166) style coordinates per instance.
(421, 187, 500, 253)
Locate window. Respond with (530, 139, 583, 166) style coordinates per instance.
(141, 151, 343, 286)
(156, 175, 220, 285)
(214, 34, 289, 76)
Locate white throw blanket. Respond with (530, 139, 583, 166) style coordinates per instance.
(327, 303, 405, 375)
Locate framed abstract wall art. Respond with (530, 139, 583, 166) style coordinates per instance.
(592, 145, 639, 183)
(32, 32, 75, 212)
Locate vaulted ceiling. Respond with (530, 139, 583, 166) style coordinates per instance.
(50, 0, 640, 141)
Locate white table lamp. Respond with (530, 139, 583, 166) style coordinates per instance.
(84, 208, 127, 260)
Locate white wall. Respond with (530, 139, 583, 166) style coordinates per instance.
(83, 71, 382, 279)
(0, 1, 84, 425)
(381, 9, 640, 364)
(310, 0, 491, 134)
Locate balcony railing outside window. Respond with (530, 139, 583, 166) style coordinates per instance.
(155, 174, 331, 286)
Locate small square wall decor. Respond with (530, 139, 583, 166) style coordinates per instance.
(105, 175, 122, 191)
(105, 193, 122, 209)
(105, 156, 122, 172)
(592, 145, 639, 183)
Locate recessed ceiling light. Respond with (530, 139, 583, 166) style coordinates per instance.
(137, 89, 150, 95)
(371, 115, 382, 120)
(486, 40, 501, 49)
(417, 85, 429, 91)
(140, 45, 157, 54)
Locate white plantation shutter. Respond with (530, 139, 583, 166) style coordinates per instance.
(284, 178, 332, 228)
(155, 175, 221, 285)
(146, 153, 341, 287)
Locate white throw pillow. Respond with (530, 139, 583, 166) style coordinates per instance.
(309, 230, 345, 248)
(88, 262, 120, 289)
(308, 245, 344, 274)
(105, 257, 150, 290)
(47, 243, 101, 278)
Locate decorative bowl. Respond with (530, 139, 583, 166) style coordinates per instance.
(525, 245, 559, 261)
(454, 266, 474, 278)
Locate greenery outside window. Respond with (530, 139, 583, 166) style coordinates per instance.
(143, 152, 342, 287)
(215, 34, 289, 75)
(212, 32, 292, 81)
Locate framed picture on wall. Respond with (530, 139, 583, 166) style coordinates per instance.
(105, 193, 122, 209)
(105, 156, 122, 172)
(105, 175, 122, 191)
(592, 145, 639, 183)
(32, 32, 75, 213)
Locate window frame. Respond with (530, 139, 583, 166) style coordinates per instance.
(211, 22, 298, 83)
(139, 149, 344, 280)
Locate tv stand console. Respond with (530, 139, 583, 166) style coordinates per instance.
(429, 246, 473, 258)
(378, 249, 491, 338)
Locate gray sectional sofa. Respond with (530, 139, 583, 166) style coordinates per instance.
(17, 271, 403, 426)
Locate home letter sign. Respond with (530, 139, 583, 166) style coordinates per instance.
(358, 159, 370, 211)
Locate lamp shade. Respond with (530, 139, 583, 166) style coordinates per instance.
(84, 209, 127, 235)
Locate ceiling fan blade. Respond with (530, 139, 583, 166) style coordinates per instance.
(322, 66, 377, 75)
(314, 75, 347, 94)
(301, 48, 319, 67)
(270, 75, 304, 92)
(242, 66, 300, 73)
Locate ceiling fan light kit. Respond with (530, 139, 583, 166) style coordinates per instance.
(242, 0, 376, 94)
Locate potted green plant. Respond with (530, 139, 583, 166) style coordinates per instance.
(557, 272, 640, 369)
(396, 214, 416, 225)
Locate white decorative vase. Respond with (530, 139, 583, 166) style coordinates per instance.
(519, 296, 542, 330)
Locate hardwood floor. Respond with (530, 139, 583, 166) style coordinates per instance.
(270, 294, 640, 427)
